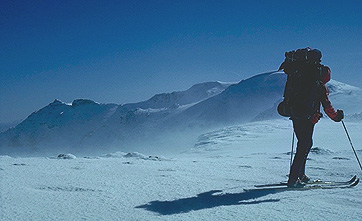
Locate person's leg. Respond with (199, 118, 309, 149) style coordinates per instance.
(298, 121, 314, 179)
(288, 119, 314, 185)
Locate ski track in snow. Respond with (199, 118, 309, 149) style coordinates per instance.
(1, 119, 362, 220)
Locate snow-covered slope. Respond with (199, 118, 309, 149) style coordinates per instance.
(173, 72, 286, 127)
(0, 99, 119, 155)
(1, 73, 361, 156)
(326, 79, 362, 115)
(1, 119, 361, 220)
(123, 81, 233, 110)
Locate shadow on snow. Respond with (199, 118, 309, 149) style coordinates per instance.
(136, 188, 285, 215)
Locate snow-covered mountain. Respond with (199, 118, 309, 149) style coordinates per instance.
(0, 81, 232, 155)
(123, 81, 232, 110)
(326, 79, 362, 115)
(172, 72, 286, 128)
(1, 72, 361, 156)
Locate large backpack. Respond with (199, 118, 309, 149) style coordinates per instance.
(277, 47, 324, 119)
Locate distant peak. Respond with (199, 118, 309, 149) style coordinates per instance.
(188, 81, 223, 90)
(49, 99, 65, 106)
(53, 99, 62, 103)
(72, 99, 99, 107)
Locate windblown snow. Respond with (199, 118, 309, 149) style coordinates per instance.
(1, 119, 362, 220)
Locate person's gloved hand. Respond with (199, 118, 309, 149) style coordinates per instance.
(334, 109, 344, 122)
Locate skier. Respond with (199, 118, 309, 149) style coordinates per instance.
(286, 64, 344, 187)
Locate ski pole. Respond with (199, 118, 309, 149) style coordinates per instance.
(341, 120, 362, 172)
(290, 131, 295, 168)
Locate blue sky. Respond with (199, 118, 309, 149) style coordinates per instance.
(1, 0, 362, 123)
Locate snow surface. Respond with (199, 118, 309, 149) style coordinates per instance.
(1, 119, 362, 220)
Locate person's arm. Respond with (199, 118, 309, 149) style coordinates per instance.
(320, 85, 344, 122)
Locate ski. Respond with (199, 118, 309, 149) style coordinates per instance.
(254, 175, 357, 188)
(245, 178, 359, 192)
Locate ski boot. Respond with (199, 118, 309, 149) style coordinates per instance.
(300, 175, 310, 183)
(287, 179, 306, 188)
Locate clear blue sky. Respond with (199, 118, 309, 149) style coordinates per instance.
(1, 0, 362, 123)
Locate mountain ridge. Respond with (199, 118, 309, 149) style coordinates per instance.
(1, 73, 361, 156)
